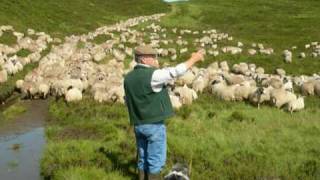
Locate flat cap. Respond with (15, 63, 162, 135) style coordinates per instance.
(134, 45, 157, 56)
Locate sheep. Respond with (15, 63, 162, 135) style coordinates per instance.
(223, 73, 245, 85)
(248, 49, 257, 55)
(65, 88, 82, 102)
(248, 86, 273, 109)
(180, 48, 188, 54)
(255, 67, 265, 74)
(0, 69, 8, 83)
(287, 96, 304, 114)
(38, 83, 50, 98)
(270, 88, 297, 108)
(174, 85, 198, 105)
(219, 61, 229, 72)
(234, 81, 257, 101)
(283, 50, 292, 63)
(275, 68, 286, 77)
(299, 52, 306, 59)
(176, 71, 195, 86)
(16, 79, 24, 89)
(211, 80, 237, 101)
(221, 46, 242, 54)
(169, 94, 182, 109)
(192, 73, 209, 93)
(262, 78, 283, 89)
(282, 78, 293, 92)
(232, 63, 249, 75)
(301, 81, 315, 96)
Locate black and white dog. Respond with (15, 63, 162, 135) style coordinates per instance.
(164, 163, 190, 180)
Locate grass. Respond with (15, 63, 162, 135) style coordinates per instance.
(0, 0, 170, 38)
(44, 94, 320, 179)
(1, 0, 320, 179)
(160, 0, 320, 75)
(1, 101, 26, 120)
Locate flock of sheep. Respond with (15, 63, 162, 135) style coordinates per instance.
(0, 13, 319, 113)
(0, 26, 53, 83)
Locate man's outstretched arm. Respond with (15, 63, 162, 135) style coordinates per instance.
(151, 50, 205, 92)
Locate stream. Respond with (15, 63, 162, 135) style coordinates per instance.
(0, 100, 48, 180)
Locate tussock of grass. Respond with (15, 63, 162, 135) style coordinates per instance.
(1, 102, 26, 120)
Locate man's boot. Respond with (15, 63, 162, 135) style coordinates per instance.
(138, 170, 146, 180)
(148, 173, 161, 180)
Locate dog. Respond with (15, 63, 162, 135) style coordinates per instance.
(164, 163, 190, 180)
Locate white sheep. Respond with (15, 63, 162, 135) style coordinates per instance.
(38, 83, 50, 98)
(234, 81, 257, 101)
(65, 88, 82, 102)
(270, 88, 297, 108)
(16, 79, 24, 89)
(301, 81, 315, 96)
(287, 96, 304, 113)
(174, 85, 198, 105)
(283, 50, 292, 63)
(192, 74, 209, 93)
(169, 94, 182, 109)
(176, 71, 195, 86)
(219, 61, 229, 72)
(211, 80, 237, 101)
(249, 86, 273, 108)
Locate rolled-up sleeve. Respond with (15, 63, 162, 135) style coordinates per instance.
(151, 63, 188, 92)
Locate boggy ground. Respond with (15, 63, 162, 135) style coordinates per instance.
(0, 0, 320, 179)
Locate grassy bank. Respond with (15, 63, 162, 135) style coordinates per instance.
(43, 95, 320, 179)
(0, 0, 170, 38)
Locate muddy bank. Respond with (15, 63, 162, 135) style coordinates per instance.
(0, 99, 48, 180)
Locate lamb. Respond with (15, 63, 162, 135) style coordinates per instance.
(65, 88, 82, 102)
(287, 96, 304, 114)
(255, 67, 265, 74)
(270, 88, 297, 108)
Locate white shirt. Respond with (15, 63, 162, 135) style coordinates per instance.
(137, 63, 188, 92)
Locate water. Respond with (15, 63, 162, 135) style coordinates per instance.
(0, 100, 48, 180)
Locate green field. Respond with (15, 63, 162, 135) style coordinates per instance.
(1, 0, 320, 179)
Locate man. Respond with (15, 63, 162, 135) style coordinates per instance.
(124, 45, 204, 180)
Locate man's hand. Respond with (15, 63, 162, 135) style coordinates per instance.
(185, 49, 206, 69)
(191, 49, 205, 62)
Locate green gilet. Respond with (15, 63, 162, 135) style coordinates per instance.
(124, 65, 174, 125)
